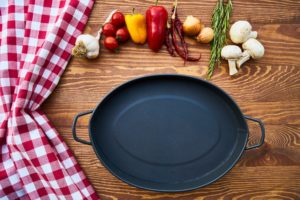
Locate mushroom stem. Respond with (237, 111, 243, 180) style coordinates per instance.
(228, 60, 238, 75)
(237, 51, 251, 68)
(249, 31, 258, 39)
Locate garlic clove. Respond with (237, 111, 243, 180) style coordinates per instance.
(87, 51, 99, 59)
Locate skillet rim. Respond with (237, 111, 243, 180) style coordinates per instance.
(88, 74, 249, 192)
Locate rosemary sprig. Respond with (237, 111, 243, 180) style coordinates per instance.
(207, 0, 233, 79)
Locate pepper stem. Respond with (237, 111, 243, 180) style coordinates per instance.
(132, 7, 135, 14)
(155, 0, 158, 6)
(171, 0, 178, 19)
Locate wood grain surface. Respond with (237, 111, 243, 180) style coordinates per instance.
(42, 0, 300, 199)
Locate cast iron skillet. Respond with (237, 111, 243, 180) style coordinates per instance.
(72, 74, 265, 192)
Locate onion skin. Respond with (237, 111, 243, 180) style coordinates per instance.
(196, 27, 214, 43)
(183, 15, 202, 36)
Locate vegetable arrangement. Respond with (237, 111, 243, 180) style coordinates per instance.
(72, 0, 265, 79)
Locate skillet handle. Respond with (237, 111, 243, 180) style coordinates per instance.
(72, 110, 93, 145)
(244, 116, 265, 150)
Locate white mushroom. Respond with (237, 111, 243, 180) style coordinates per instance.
(229, 21, 257, 44)
(237, 38, 265, 68)
(221, 45, 243, 76)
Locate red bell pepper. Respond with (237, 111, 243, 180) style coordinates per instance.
(146, 1, 168, 52)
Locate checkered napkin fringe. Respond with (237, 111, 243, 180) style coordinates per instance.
(0, 0, 98, 199)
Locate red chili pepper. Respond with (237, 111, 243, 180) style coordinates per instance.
(174, 17, 188, 60)
(165, 22, 176, 56)
(146, 0, 168, 52)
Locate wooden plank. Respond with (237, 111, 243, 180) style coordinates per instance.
(89, 0, 300, 24)
(82, 166, 300, 200)
(45, 64, 300, 103)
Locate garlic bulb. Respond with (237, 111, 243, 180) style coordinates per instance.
(183, 15, 202, 36)
(72, 34, 100, 59)
(72, 9, 118, 59)
(196, 27, 214, 43)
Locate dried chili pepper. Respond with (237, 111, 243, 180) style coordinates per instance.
(165, 22, 176, 56)
(171, 17, 186, 60)
(172, 7, 187, 61)
(175, 18, 188, 60)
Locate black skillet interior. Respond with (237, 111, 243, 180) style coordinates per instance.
(89, 75, 248, 192)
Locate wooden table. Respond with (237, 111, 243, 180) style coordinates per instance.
(42, 0, 300, 199)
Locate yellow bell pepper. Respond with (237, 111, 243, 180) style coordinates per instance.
(125, 11, 147, 44)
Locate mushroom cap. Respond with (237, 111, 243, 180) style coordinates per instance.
(221, 45, 243, 60)
(230, 21, 255, 44)
(242, 38, 265, 59)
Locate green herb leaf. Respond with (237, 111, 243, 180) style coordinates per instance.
(207, 0, 233, 79)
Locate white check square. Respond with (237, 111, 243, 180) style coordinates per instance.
(1, 78, 10, 87)
(66, 25, 76, 35)
(31, 21, 41, 31)
(25, 182, 36, 193)
(35, 146, 47, 157)
(71, 191, 82, 199)
(49, 180, 59, 189)
(28, 37, 38, 47)
(71, 173, 81, 184)
(50, 8, 58, 16)
(73, 9, 83, 21)
(33, 5, 43, 14)
(42, 69, 51, 79)
(39, 48, 50, 59)
(63, 158, 73, 169)
(46, 129, 57, 139)
(14, 13, 24, 21)
(55, 143, 66, 154)
(50, 54, 59, 64)
(58, 39, 68, 50)
(8, 174, 19, 185)
(41, 163, 52, 174)
(3, 159, 14, 169)
(18, 167, 30, 178)
(12, 152, 22, 161)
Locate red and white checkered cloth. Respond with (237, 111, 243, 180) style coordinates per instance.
(0, 0, 99, 199)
